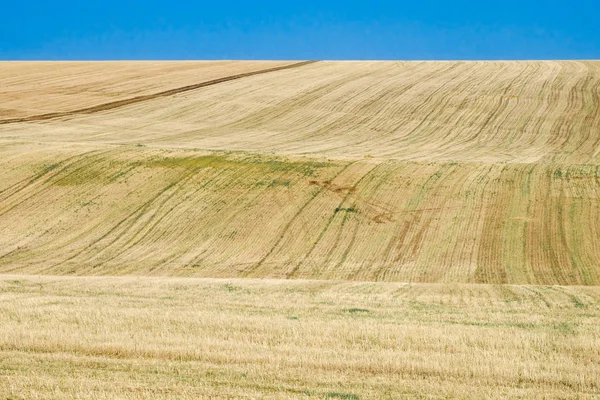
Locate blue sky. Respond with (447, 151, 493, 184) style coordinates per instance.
(1, 0, 598, 60)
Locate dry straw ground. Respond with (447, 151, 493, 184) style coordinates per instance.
(1, 275, 599, 399)
(1, 61, 600, 398)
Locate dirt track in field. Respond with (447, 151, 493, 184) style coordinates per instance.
(0, 61, 317, 125)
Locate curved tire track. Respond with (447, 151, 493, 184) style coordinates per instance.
(0, 61, 319, 126)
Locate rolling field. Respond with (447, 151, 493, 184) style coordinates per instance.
(1, 61, 600, 284)
(1, 60, 600, 398)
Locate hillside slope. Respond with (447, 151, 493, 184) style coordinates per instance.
(0, 61, 298, 121)
(1, 61, 599, 284)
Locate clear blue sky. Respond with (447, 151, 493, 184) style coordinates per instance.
(1, 0, 598, 60)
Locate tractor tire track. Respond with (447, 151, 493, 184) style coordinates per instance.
(286, 161, 382, 278)
(0, 61, 319, 126)
(242, 161, 357, 277)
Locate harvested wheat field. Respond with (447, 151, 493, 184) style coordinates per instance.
(1, 275, 599, 399)
(1, 60, 600, 398)
(2, 61, 600, 284)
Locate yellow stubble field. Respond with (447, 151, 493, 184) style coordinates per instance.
(1, 275, 599, 399)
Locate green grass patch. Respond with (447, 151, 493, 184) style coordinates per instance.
(32, 163, 59, 182)
(343, 308, 370, 314)
(335, 207, 357, 213)
(324, 392, 360, 400)
(255, 179, 292, 187)
(553, 322, 576, 335)
(148, 153, 332, 176)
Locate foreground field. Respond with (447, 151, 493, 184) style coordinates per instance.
(1, 61, 600, 284)
(0, 275, 599, 399)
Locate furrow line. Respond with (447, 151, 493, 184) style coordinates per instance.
(0, 61, 319, 126)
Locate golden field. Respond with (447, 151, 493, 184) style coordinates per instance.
(1, 61, 600, 284)
(1, 61, 600, 398)
(1, 275, 599, 399)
